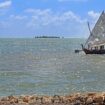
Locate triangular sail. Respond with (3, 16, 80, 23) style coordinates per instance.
(85, 11, 105, 48)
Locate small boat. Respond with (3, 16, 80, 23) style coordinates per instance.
(82, 11, 105, 54)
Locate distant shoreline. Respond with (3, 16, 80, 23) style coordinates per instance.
(35, 36, 62, 38)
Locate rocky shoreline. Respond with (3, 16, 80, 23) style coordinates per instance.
(1, 93, 105, 105)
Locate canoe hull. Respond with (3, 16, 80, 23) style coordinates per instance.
(83, 48, 105, 54)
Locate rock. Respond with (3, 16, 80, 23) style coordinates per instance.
(93, 95, 103, 104)
(1, 97, 9, 101)
(8, 95, 14, 99)
(0, 100, 10, 105)
(74, 100, 81, 105)
(87, 93, 96, 97)
(36, 96, 43, 104)
(0, 92, 105, 105)
(51, 95, 62, 103)
(28, 96, 37, 104)
(86, 97, 93, 104)
(61, 95, 74, 103)
(42, 96, 52, 104)
(23, 96, 30, 103)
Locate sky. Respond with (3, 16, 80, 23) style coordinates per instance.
(0, 0, 104, 38)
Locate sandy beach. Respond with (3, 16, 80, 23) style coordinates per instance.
(0, 92, 105, 105)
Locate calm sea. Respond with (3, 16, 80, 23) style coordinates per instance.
(0, 38, 105, 96)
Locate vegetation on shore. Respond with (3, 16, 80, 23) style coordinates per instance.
(35, 36, 61, 38)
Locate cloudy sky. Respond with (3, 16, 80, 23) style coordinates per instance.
(0, 0, 104, 38)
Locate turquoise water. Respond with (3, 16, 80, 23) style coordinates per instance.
(0, 38, 105, 96)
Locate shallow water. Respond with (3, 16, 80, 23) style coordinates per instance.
(0, 38, 105, 96)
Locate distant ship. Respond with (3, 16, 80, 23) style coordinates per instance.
(82, 11, 105, 54)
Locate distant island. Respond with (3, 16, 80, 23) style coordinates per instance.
(35, 36, 61, 38)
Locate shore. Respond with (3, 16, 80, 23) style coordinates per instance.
(0, 92, 105, 105)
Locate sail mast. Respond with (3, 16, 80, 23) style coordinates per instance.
(87, 22, 92, 35)
(84, 22, 92, 47)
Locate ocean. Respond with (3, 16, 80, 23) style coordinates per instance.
(0, 38, 105, 96)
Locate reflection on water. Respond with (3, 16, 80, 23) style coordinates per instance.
(0, 38, 105, 96)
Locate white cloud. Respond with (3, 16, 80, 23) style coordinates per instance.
(1, 9, 99, 38)
(88, 11, 100, 21)
(26, 8, 86, 26)
(87, 11, 100, 30)
(25, 8, 88, 37)
(10, 15, 27, 20)
(25, 8, 51, 16)
(0, 0, 12, 9)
